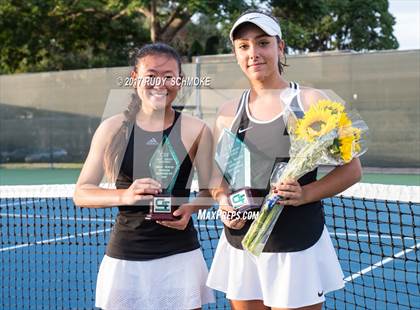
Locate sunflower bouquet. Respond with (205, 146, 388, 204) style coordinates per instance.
(242, 99, 368, 256)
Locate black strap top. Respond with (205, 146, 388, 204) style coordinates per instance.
(222, 83, 325, 252)
(106, 111, 200, 260)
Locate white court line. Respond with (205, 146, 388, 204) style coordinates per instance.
(344, 242, 420, 282)
(0, 228, 112, 252)
(0, 213, 113, 223)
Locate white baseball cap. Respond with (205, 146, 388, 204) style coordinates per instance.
(229, 12, 282, 42)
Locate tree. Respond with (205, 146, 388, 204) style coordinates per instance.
(204, 36, 220, 55)
(271, 0, 398, 52)
(189, 40, 203, 57)
(0, 0, 149, 73)
(1, 0, 399, 74)
(171, 14, 230, 60)
(128, 0, 246, 43)
(0, 0, 247, 73)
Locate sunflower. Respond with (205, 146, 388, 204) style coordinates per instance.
(338, 112, 352, 128)
(338, 127, 362, 162)
(316, 99, 345, 115)
(295, 105, 339, 142)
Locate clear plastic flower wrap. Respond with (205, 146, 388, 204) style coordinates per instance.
(241, 99, 369, 256)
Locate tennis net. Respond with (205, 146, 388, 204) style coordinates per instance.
(0, 182, 419, 309)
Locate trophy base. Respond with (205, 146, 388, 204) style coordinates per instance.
(145, 195, 179, 221)
(229, 187, 261, 214)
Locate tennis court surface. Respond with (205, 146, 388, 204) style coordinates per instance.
(1, 182, 419, 309)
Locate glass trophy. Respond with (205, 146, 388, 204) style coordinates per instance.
(215, 128, 259, 213)
(146, 135, 181, 221)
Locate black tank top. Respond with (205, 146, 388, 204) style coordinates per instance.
(106, 111, 200, 260)
(223, 82, 325, 252)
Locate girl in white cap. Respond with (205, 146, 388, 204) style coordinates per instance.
(206, 10, 362, 310)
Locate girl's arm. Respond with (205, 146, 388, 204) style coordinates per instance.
(73, 115, 160, 208)
(275, 88, 362, 206)
(302, 158, 362, 204)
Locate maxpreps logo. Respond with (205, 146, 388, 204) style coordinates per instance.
(197, 208, 259, 221)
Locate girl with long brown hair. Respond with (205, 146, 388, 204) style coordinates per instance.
(74, 43, 214, 310)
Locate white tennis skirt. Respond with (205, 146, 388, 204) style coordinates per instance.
(96, 249, 215, 310)
(206, 226, 344, 308)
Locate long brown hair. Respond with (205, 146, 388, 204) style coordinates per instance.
(103, 43, 182, 182)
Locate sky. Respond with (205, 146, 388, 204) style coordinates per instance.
(388, 0, 420, 50)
